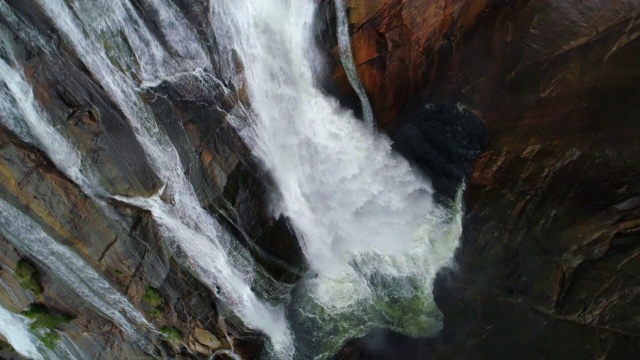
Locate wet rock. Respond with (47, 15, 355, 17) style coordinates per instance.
(3, 1, 163, 198)
(0, 336, 26, 360)
(0, 124, 116, 262)
(392, 102, 486, 204)
(319, 0, 492, 127)
(0, 97, 240, 359)
(232, 332, 265, 360)
(0, 235, 34, 312)
(330, 0, 640, 358)
(142, 71, 307, 290)
(0, 1, 304, 357)
(193, 327, 222, 350)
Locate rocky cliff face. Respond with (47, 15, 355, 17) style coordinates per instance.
(0, 1, 304, 358)
(324, 0, 640, 358)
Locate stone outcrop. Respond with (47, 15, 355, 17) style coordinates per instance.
(391, 102, 486, 204)
(325, 0, 640, 358)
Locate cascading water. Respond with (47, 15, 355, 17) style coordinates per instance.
(0, 0, 462, 357)
(0, 302, 86, 360)
(0, 305, 87, 360)
(0, 199, 151, 340)
(334, 0, 376, 129)
(0, 303, 49, 360)
(0, 45, 97, 195)
(212, 0, 461, 358)
(8, 0, 292, 355)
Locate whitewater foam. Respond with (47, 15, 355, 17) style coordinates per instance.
(0, 303, 45, 360)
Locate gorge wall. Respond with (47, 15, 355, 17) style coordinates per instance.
(322, 0, 640, 358)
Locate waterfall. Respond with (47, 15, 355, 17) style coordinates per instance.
(0, 302, 85, 360)
(0, 59, 100, 197)
(0, 0, 462, 358)
(0, 302, 72, 360)
(334, 0, 375, 129)
(212, 0, 461, 357)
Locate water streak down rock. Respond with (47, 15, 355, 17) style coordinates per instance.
(0, 0, 304, 358)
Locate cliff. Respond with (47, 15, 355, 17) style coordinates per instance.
(0, 0, 304, 358)
(323, 0, 640, 358)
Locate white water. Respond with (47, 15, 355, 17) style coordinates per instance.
(0, 52, 96, 195)
(0, 302, 79, 360)
(0, 302, 85, 360)
(212, 0, 460, 357)
(0, 199, 151, 340)
(35, 0, 292, 355)
(334, 0, 375, 129)
(0, 303, 44, 359)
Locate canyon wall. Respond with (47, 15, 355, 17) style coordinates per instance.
(325, 0, 640, 358)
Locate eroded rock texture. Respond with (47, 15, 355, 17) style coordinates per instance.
(0, 1, 303, 358)
(326, 0, 640, 358)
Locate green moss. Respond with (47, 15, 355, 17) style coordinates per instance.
(142, 286, 165, 318)
(23, 304, 74, 349)
(151, 306, 164, 317)
(143, 286, 163, 307)
(160, 326, 183, 343)
(37, 330, 61, 350)
(24, 304, 74, 327)
(15, 260, 43, 295)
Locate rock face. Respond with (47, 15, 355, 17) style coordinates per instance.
(391, 102, 486, 204)
(0, 1, 304, 358)
(320, 0, 493, 127)
(325, 0, 640, 358)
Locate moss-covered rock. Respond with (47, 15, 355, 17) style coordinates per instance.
(142, 286, 163, 307)
(142, 286, 165, 318)
(161, 326, 184, 343)
(23, 304, 74, 349)
(15, 260, 43, 296)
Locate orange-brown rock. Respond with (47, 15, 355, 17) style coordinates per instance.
(328, 0, 640, 132)
(326, 0, 489, 127)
